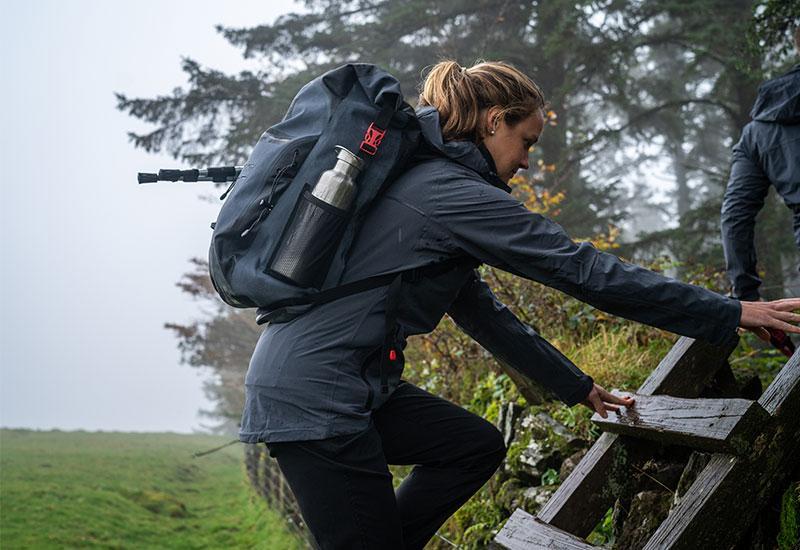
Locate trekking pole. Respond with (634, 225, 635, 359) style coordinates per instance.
(137, 165, 243, 184)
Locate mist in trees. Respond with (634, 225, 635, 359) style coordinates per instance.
(118, 0, 800, 432)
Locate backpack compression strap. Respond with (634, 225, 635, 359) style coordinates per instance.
(359, 98, 395, 158)
(255, 257, 472, 325)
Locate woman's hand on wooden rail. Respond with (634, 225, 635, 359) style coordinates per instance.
(581, 383, 635, 419)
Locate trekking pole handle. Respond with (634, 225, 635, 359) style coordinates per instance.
(137, 166, 243, 184)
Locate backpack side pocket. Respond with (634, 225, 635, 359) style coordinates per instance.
(267, 185, 351, 289)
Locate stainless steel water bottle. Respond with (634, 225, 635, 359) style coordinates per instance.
(268, 146, 364, 288)
(311, 146, 365, 209)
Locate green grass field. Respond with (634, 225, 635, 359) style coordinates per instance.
(0, 429, 304, 549)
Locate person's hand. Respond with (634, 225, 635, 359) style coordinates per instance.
(738, 298, 800, 343)
(581, 383, 635, 419)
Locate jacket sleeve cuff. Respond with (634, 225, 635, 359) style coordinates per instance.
(563, 374, 594, 407)
(707, 297, 742, 346)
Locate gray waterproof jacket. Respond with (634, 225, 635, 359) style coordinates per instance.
(239, 106, 741, 444)
(721, 65, 800, 300)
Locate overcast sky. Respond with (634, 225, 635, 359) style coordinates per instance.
(1, 0, 299, 433)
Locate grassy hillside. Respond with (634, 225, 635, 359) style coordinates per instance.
(0, 429, 304, 549)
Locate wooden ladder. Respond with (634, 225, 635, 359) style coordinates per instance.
(493, 335, 800, 549)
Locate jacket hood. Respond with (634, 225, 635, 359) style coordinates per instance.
(415, 106, 511, 192)
(750, 64, 800, 123)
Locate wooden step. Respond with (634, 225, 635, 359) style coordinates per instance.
(591, 393, 769, 454)
(494, 509, 599, 550)
(535, 336, 738, 537)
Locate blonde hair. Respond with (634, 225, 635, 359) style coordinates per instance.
(417, 60, 546, 142)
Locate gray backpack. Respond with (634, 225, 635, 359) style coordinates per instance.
(208, 63, 427, 319)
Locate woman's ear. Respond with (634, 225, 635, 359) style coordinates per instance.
(485, 106, 502, 136)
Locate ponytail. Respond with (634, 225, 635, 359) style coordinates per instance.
(418, 60, 545, 142)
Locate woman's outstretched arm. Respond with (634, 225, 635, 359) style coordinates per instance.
(431, 171, 747, 344)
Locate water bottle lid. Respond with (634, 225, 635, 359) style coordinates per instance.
(334, 145, 365, 172)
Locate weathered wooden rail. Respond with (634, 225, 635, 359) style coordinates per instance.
(494, 335, 800, 549)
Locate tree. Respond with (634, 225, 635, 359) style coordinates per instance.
(164, 259, 259, 434)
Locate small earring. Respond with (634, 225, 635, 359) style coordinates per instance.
(490, 129, 495, 135)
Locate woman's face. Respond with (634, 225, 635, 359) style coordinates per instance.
(481, 108, 545, 182)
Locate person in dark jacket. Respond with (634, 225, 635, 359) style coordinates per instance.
(721, 30, 800, 302)
(241, 60, 800, 550)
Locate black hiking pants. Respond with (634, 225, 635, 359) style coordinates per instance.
(265, 380, 507, 550)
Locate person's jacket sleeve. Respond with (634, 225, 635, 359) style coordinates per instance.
(432, 168, 742, 346)
(447, 270, 594, 406)
(720, 124, 771, 301)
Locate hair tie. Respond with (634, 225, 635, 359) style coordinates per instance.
(461, 66, 468, 75)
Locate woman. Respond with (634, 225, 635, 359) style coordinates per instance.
(239, 60, 800, 549)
